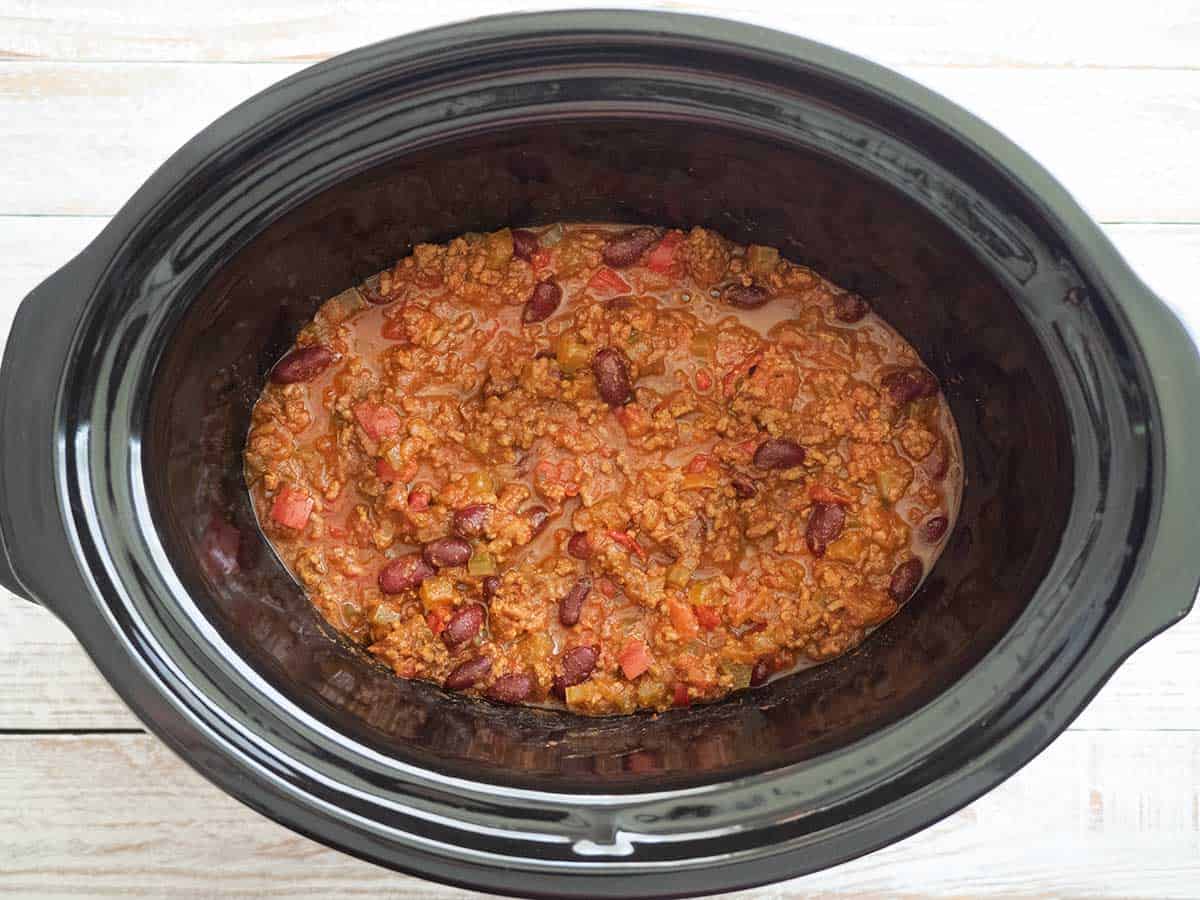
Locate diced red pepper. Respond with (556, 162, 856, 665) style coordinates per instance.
(608, 530, 647, 560)
(354, 401, 403, 441)
(408, 490, 430, 511)
(693, 605, 722, 630)
(672, 682, 690, 707)
(645, 231, 684, 273)
(667, 597, 698, 640)
(425, 610, 446, 635)
(618, 639, 653, 680)
(695, 367, 713, 392)
(270, 486, 313, 530)
(531, 249, 553, 271)
(587, 267, 631, 295)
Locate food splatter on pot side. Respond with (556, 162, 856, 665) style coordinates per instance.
(244, 223, 963, 716)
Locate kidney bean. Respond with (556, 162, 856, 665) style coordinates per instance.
(512, 228, 539, 262)
(442, 604, 485, 647)
(833, 292, 870, 323)
(882, 367, 939, 404)
(750, 657, 772, 687)
(592, 347, 633, 406)
(567, 531, 592, 559)
(560, 645, 599, 686)
(482, 575, 501, 602)
(924, 516, 949, 542)
(889, 559, 924, 602)
(526, 505, 551, 535)
(731, 475, 757, 499)
(453, 503, 493, 538)
(753, 437, 806, 470)
(378, 554, 435, 594)
(422, 536, 472, 568)
(523, 279, 562, 323)
(601, 228, 659, 268)
(445, 656, 491, 691)
(270, 345, 333, 384)
(922, 439, 950, 480)
(558, 576, 592, 627)
(805, 502, 846, 557)
(487, 672, 535, 704)
(722, 284, 771, 309)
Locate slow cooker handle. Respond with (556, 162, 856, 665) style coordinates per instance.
(1112, 284, 1200, 653)
(0, 254, 93, 609)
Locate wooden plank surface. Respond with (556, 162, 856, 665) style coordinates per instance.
(2, 0, 1198, 69)
(1, 62, 1200, 221)
(1, 731, 1197, 898)
(2, 2, 1200, 896)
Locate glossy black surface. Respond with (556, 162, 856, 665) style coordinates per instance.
(1, 11, 1198, 898)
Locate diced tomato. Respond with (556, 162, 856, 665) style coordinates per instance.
(686, 454, 710, 474)
(695, 367, 713, 392)
(596, 577, 618, 598)
(672, 682, 690, 707)
(608, 530, 647, 560)
(618, 639, 653, 680)
(425, 610, 446, 635)
(329, 525, 348, 540)
(270, 486, 313, 530)
(667, 597, 698, 640)
(693, 605, 722, 630)
(531, 249, 553, 271)
(376, 458, 403, 482)
(810, 483, 852, 505)
(408, 490, 430, 511)
(587, 267, 631, 295)
(645, 231, 684, 273)
(354, 401, 403, 441)
(614, 404, 651, 438)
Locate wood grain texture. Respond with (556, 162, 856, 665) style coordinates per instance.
(1, 0, 1199, 69)
(1, 62, 1199, 221)
(1, 731, 1198, 897)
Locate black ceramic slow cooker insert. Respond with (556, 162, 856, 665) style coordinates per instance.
(1, 12, 1198, 899)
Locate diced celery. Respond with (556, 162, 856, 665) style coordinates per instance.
(467, 551, 497, 576)
(419, 575, 455, 610)
(666, 562, 693, 588)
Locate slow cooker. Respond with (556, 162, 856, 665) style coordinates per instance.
(1, 11, 1197, 898)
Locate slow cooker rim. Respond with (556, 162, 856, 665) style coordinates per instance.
(2, 10, 1197, 898)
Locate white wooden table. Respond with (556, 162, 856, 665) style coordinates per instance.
(2, 2, 1199, 896)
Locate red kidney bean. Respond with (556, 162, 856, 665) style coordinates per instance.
(526, 505, 551, 535)
(487, 672, 535, 704)
(269, 345, 333, 384)
(750, 657, 772, 687)
(422, 536, 472, 568)
(567, 531, 592, 559)
(731, 475, 757, 499)
(560, 645, 599, 686)
(592, 347, 633, 406)
(523, 279, 562, 323)
(805, 502, 846, 557)
(922, 439, 950, 480)
(378, 554, 435, 594)
(482, 575, 501, 602)
(753, 438, 806, 470)
(442, 604, 485, 647)
(722, 283, 771, 309)
(833, 292, 870, 323)
(558, 577, 592, 627)
(889, 559, 924, 602)
(924, 516, 949, 542)
(601, 228, 659, 268)
(882, 367, 939, 404)
(512, 229, 539, 261)
(453, 503, 493, 538)
(445, 656, 491, 691)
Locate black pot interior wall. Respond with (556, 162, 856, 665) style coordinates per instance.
(146, 121, 1072, 790)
